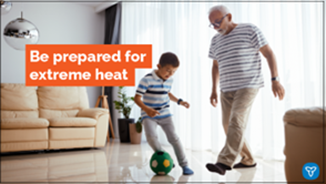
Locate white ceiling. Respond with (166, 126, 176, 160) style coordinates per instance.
(8, 0, 119, 13)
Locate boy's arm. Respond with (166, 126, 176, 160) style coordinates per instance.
(134, 94, 160, 117)
(168, 92, 178, 103)
(168, 92, 190, 108)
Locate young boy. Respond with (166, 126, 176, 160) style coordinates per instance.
(134, 52, 194, 175)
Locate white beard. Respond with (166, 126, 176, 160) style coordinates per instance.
(216, 24, 229, 35)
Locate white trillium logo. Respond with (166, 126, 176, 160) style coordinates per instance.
(305, 166, 317, 177)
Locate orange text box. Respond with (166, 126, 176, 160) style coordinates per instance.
(26, 44, 152, 86)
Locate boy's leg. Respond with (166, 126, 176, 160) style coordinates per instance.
(143, 118, 163, 152)
(158, 116, 187, 167)
(217, 88, 259, 167)
(220, 90, 255, 166)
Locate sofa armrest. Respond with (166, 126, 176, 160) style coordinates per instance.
(77, 108, 108, 119)
(283, 107, 325, 127)
(77, 108, 109, 147)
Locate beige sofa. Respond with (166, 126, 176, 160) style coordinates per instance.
(1, 83, 109, 153)
(283, 107, 325, 183)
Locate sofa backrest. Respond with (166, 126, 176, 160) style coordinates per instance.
(37, 87, 89, 119)
(1, 83, 39, 118)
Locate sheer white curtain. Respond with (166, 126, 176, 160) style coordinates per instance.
(121, 2, 323, 161)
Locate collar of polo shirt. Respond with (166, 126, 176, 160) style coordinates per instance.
(152, 70, 165, 82)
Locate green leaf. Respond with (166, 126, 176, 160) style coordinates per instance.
(136, 121, 142, 133)
(114, 86, 135, 119)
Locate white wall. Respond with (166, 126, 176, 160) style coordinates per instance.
(1, 2, 105, 108)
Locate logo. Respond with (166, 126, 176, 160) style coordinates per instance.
(302, 163, 320, 180)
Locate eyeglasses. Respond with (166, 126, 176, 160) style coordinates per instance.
(209, 14, 228, 29)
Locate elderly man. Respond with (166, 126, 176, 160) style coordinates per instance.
(206, 5, 285, 175)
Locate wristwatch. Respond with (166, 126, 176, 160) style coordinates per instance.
(272, 76, 280, 81)
(177, 98, 183, 105)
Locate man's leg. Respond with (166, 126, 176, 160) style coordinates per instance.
(220, 90, 256, 166)
(220, 90, 234, 134)
(205, 90, 235, 175)
(238, 139, 256, 166)
(143, 118, 163, 151)
(217, 88, 259, 167)
(159, 116, 188, 167)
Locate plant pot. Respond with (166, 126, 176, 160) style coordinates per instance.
(129, 123, 142, 144)
(118, 118, 134, 143)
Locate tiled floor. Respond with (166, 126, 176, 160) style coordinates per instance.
(1, 139, 287, 183)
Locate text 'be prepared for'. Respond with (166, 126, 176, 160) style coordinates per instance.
(25, 44, 152, 86)
(30, 50, 147, 65)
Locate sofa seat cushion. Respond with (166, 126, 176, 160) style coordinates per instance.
(49, 127, 95, 140)
(49, 118, 96, 127)
(1, 118, 49, 129)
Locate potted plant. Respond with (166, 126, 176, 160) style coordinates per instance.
(129, 117, 143, 144)
(114, 86, 134, 143)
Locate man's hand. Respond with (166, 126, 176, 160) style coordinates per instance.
(210, 91, 218, 107)
(272, 81, 285, 100)
(180, 101, 190, 108)
(144, 107, 160, 117)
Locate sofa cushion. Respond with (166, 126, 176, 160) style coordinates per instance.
(49, 127, 95, 140)
(1, 110, 39, 118)
(283, 107, 325, 127)
(49, 140, 94, 149)
(1, 118, 49, 129)
(37, 87, 89, 110)
(1, 83, 38, 111)
(49, 118, 96, 127)
(40, 109, 79, 119)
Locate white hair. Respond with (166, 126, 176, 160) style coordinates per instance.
(208, 5, 230, 15)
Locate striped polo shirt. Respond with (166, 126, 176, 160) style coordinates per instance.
(209, 23, 268, 92)
(136, 70, 173, 120)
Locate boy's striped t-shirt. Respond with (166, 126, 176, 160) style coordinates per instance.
(209, 23, 268, 92)
(136, 70, 173, 120)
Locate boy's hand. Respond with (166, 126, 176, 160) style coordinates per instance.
(144, 107, 160, 117)
(180, 101, 190, 109)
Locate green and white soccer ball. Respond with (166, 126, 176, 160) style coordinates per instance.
(150, 151, 174, 175)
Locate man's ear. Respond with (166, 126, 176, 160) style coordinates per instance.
(157, 64, 161, 69)
(227, 13, 232, 22)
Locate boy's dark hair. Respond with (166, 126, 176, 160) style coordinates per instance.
(159, 52, 180, 67)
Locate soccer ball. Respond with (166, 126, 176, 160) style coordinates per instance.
(150, 151, 174, 175)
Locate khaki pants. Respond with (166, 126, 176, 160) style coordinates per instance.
(217, 88, 259, 167)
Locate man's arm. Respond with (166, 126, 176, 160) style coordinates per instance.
(210, 60, 219, 107)
(134, 94, 160, 117)
(259, 44, 285, 100)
